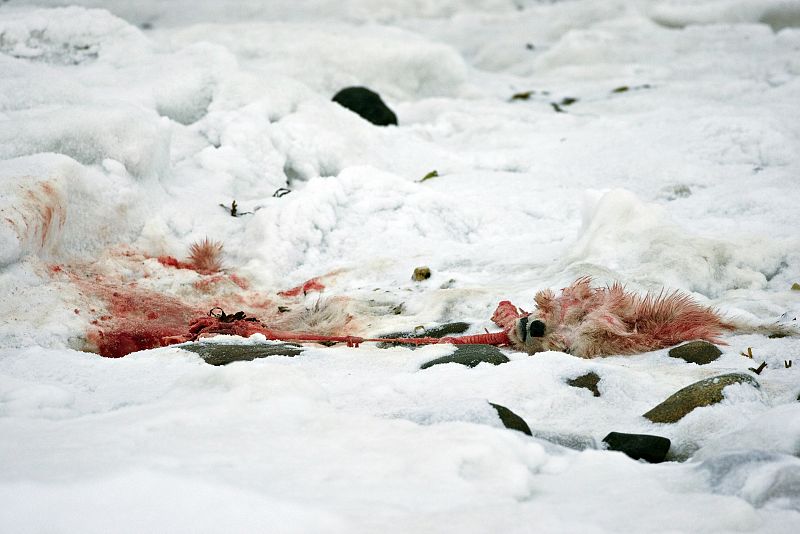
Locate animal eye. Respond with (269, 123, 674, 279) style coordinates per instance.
(529, 320, 546, 337)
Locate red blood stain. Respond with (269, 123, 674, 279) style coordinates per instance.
(157, 255, 193, 270)
(193, 275, 225, 292)
(17, 181, 66, 249)
(83, 283, 202, 358)
(50, 265, 63, 273)
(229, 274, 249, 290)
(278, 277, 325, 297)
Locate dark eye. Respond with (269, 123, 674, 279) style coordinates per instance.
(529, 320, 546, 337)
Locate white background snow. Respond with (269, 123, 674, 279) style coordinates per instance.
(1, 0, 800, 532)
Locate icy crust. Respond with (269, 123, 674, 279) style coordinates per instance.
(0, 6, 150, 64)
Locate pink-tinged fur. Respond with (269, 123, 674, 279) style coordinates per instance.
(504, 277, 735, 358)
(188, 238, 224, 274)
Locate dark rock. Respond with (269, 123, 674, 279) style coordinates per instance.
(489, 402, 532, 436)
(420, 345, 510, 369)
(566, 372, 601, 397)
(182, 342, 303, 366)
(332, 86, 397, 126)
(668, 341, 722, 365)
(643, 373, 760, 423)
(412, 267, 431, 281)
(377, 322, 470, 348)
(603, 432, 671, 463)
(414, 322, 470, 338)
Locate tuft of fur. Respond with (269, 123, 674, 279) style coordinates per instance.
(508, 277, 737, 358)
(188, 238, 223, 274)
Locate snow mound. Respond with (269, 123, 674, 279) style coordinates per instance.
(559, 189, 790, 297)
(0, 107, 171, 179)
(649, 0, 800, 31)
(240, 166, 477, 286)
(168, 22, 468, 100)
(0, 154, 146, 266)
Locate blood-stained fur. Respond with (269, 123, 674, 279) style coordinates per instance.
(502, 277, 737, 358)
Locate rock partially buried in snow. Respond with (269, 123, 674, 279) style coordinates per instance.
(420, 345, 509, 369)
(182, 342, 304, 366)
(489, 402, 532, 436)
(566, 372, 601, 397)
(412, 266, 431, 281)
(668, 341, 722, 365)
(603, 432, 671, 463)
(643, 373, 760, 423)
(377, 322, 470, 348)
(332, 86, 398, 126)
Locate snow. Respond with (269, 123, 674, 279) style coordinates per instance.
(1, 0, 800, 532)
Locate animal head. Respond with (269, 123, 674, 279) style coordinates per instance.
(512, 314, 551, 354)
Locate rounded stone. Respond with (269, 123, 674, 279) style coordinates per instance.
(412, 267, 431, 281)
(643, 373, 760, 423)
(668, 341, 722, 365)
(603, 432, 671, 463)
(332, 86, 398, 126)
(182, 342, 303, 366)
(420, 345, 510, 369)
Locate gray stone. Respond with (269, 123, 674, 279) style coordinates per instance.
(668, 341, 722, 365)
(377, 322, 470, 348)
(603, 432, 671, 463)
(182, 342, 303, 366)
(566, 372, 601, 397)
(489, 403, 532, 436)
(643, 373, 760, 423)
(420, 345, 510, 369)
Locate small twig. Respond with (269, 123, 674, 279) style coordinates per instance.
(741, 347, 754, 358)
(219, 200, 253, 217)
(419, 170, 439, 183)
(748, 361, 767, 375)
(273, 188, 291, 198)
(511, 90, 534, 101)
(551, 102, 565, 113)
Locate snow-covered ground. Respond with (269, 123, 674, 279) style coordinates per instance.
(1, 0, 799, 532)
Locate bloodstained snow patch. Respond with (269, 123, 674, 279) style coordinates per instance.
(1, 179, 66, 252)
(278, 277, 326, 297)
(79, 278, 203, 358)
(56, 251, 358, 358)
